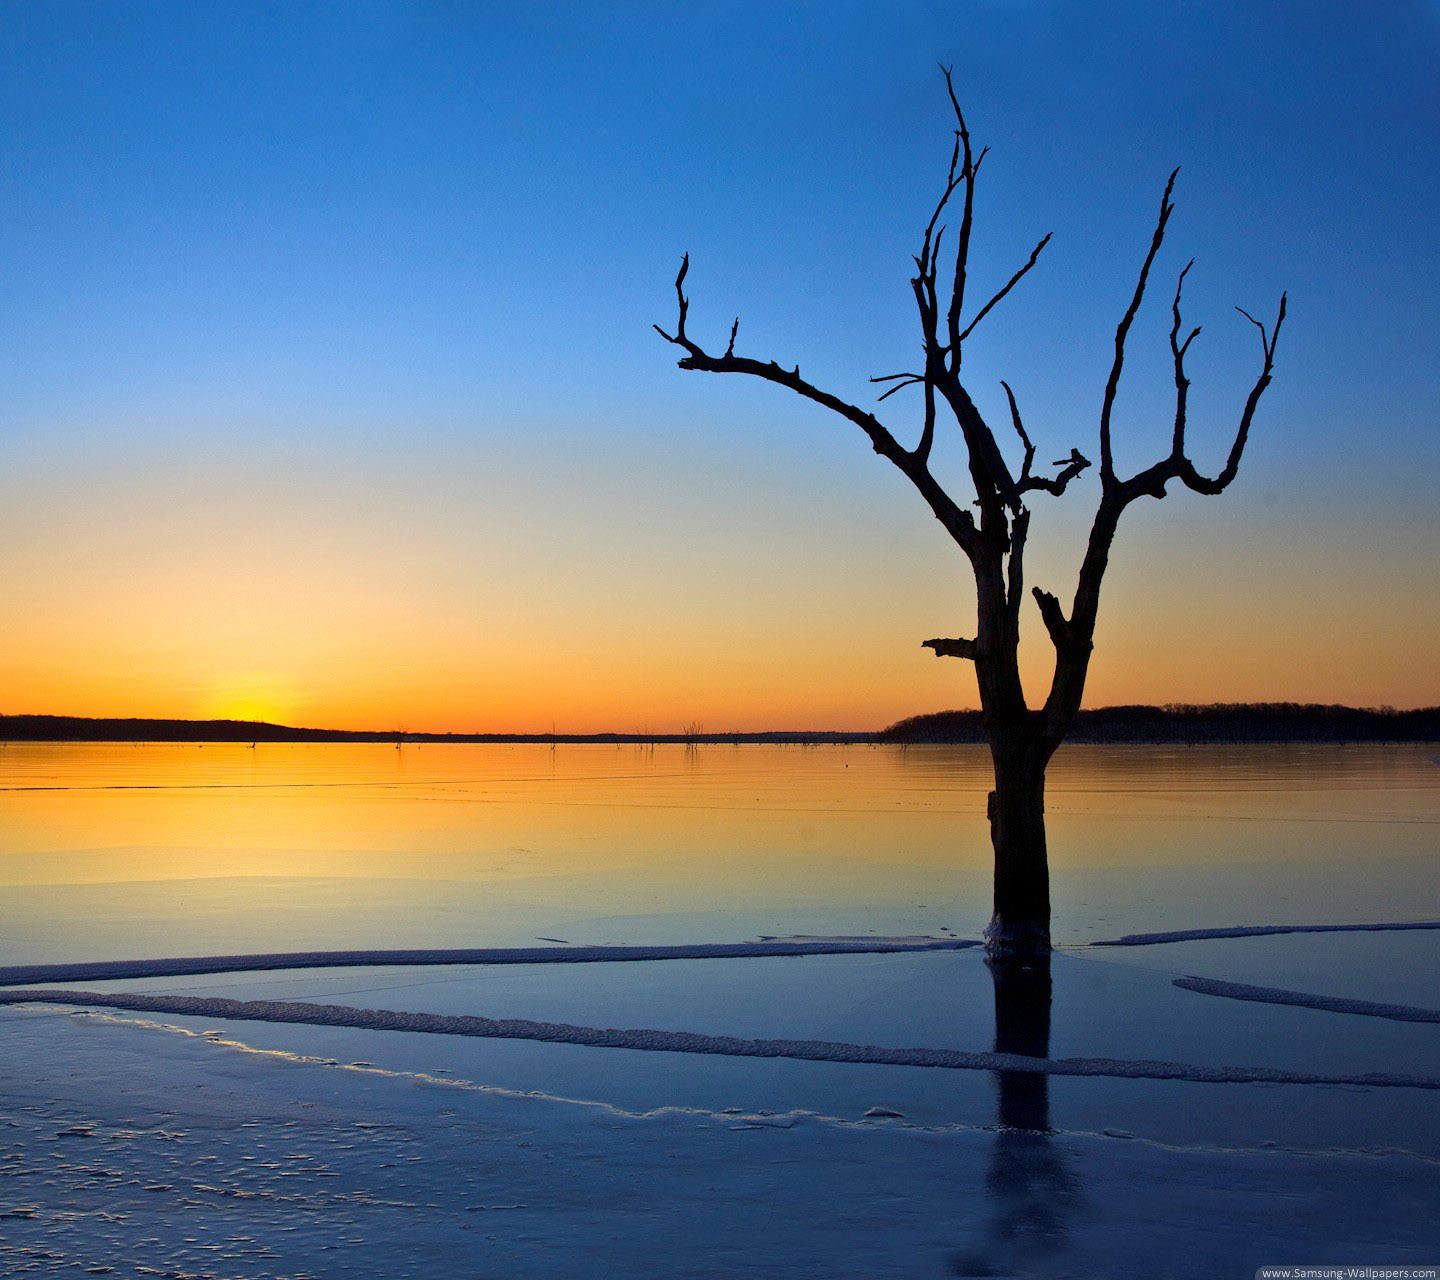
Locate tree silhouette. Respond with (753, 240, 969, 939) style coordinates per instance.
(656, 70, 1285, 957)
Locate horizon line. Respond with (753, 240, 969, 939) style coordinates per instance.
(2, 703, 1437, 746)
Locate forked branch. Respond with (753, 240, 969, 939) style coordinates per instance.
(1100, 167, 1179, 487)
(655, 255, 980, 554)
(1001, 380, 1091, 498)
(1174, 290, 1286, 496)
(1042, 177, 1287, 741)
(1096, 174, 1286, 509)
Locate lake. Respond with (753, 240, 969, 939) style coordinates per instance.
(2, 741, 1436, 961)
(2, 742, 1437, 1277)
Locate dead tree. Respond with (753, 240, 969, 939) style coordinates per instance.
(655, 71, 1285, 958)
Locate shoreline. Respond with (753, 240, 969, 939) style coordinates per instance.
(3, 705, 1438, 747)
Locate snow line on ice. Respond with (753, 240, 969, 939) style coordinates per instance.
(3, 988, 1437, 1090)
(72, 1010, 847, 1130)
(1174, 976, 1440, 1023)
(0, 938, 976, 987)
(1090, 921, 1440, 947)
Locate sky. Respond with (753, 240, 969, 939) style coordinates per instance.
(2, 0, 1437, 732)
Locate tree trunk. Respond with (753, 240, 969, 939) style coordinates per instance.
(983, 748, 1052, 958)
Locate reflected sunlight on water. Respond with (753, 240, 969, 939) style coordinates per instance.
(0, 742, 1434, 963)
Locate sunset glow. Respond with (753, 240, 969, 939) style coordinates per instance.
(4, 3, 1437, 731)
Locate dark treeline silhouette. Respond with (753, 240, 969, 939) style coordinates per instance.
(881, 703, 1440, 745)
(3, 706, 1436, 745)
(0, 715, 867, 745)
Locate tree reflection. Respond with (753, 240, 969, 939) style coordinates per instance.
(950, 958, 1082, 1277)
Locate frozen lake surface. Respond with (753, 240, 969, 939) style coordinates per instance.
(1, 743, 1437, 1276)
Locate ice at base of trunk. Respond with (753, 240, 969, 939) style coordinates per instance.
(983, 913, 1052, 959)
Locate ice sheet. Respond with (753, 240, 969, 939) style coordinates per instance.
(2, 1007, 1435, 1280)
(7, 985, 1437, 1089)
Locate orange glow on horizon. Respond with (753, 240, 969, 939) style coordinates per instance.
(3, 443, 1435, 732)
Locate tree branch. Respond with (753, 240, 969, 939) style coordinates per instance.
(922, 636, 978, 660)
(917, 377, 938, 465)
(940, 380, 1022, 515)
(656, 255, 981, 554)
(1006, 507, 1030, 632)
(1043, 244, 1286, 742)
(1031, 587, 1070, 649)
(1019, 448, 1091, 496)
(957, 233, 1053, 345)
(905, 133, 962, 366)
(1102, 288, 1286, 506)
(1169, 260, 1199, 457)
(870, 371, 925, 402)
(1000, 378, 1036, 476)
(1176, 293, 1287, 495)
(941, 65, 981, 361)
(1100, 167, 1178, 488)
(1001, 380, 1091, 497)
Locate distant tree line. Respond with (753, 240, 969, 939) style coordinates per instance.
(878, 703, 1440, 744)
(1, 706, 1436, 745)
(0, 715, 865, 745)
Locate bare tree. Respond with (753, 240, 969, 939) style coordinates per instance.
(655, 70, 1285, 958)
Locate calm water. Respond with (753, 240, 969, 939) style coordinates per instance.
(1, 741, 1436, 964)
(3, 742, 1438, 1277)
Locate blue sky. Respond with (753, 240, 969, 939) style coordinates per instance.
(2, 1, 1437, 727)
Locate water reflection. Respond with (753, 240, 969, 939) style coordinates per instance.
(0, 743, 1435, 965)
(951, 958, 1082, 1277)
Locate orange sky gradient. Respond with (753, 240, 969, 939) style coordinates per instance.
(5, 7, 1438, 733)
(2, 433, 1434, 734)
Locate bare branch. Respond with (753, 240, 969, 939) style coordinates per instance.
(929, 224, 947, 293)
(1000, 379, 1036, 478)
(896, 70, 1034, 505)
(652, 254, 694, 348)
(1001, 380, 1091, 498)
(1031, 587, 1070, 650)
(957, 233, 1053, 345)
(1044, 285, 1285, 742)
(906, 131, 963, 365)
(1105, 290, 1285, 505)
(922, 636, 978, 660)
(1235, 302, 1284, 363)
(916, 377, 938, 465)
(1019, 448, 1091, 497)
(1176, 292, 1287, 495)
(1168, 259, 1195, 456)
(655, 255, 981, 554)
(662, 253, 691, 344)
(1006, 507, 1030, 631)
(940, 65, 980, 359)
(877, 380, 923, 402)
(870, 372, 925, 402)
(920, 137, 962, 273)
(939, 380, 1022, 513)
(1100, 168, 1179, 486)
